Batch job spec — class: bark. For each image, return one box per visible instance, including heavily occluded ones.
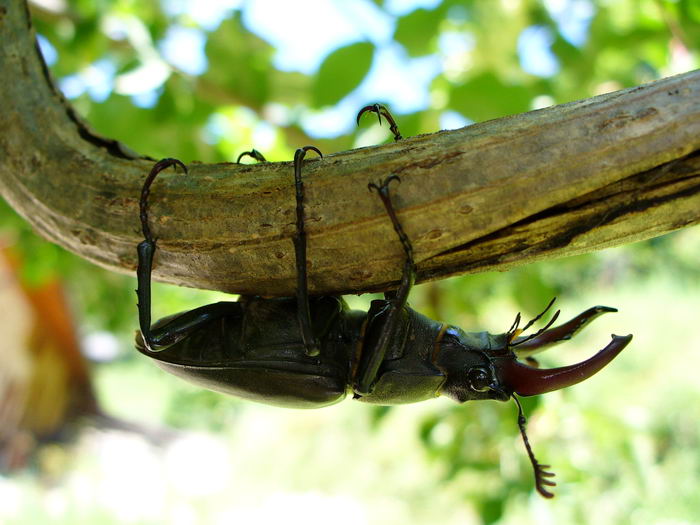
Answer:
[1,1,699,296]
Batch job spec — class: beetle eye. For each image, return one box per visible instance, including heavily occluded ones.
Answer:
[467,367,492,393]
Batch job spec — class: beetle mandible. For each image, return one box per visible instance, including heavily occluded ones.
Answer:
[135,105,632,498]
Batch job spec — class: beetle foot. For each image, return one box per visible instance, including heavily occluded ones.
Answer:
[140,158,188,242]
[295,145,323,164]
[368,174,401,194]
[357,103,403,141]
[237,149,267,164]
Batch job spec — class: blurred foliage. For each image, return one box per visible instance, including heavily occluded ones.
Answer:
[2,0,700,523]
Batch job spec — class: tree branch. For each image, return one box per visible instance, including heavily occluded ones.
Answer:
[1,1,699,296]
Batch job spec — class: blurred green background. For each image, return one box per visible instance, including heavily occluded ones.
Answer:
[1,0,699,523]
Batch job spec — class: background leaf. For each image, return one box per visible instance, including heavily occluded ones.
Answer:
[312,42,374,107]
[394,7,445,56]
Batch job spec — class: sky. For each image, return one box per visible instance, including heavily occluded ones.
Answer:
[37,0,593,137]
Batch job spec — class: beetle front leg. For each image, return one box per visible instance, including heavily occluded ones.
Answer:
[137,159,239,352]
[354,175,416,395]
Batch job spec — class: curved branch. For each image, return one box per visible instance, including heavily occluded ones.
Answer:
[1,2,699,296]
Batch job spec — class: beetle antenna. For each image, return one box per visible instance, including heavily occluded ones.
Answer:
[512,395,556,498]
[139,158,188,242]
[509,298,561,347]
[237,149,267,164]
[521,297,556,334]
[506,312,522,342]
[511,310,561,347]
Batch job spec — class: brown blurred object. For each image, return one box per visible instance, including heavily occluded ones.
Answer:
[0,243,101,471]
[0,241,178,476]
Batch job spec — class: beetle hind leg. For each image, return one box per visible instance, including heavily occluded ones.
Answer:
[137,159,187,351]
[136,159,238,353]
[292,146,323,357]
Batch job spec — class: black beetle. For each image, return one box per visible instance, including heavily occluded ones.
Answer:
[135,106,632,497]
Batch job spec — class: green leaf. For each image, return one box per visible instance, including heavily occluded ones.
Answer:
[269,70,312,106]
[203,14,272,109]
[449,71,533,122]
[394,7,444,56]
[86,79,216,162]
[312,42,374,107]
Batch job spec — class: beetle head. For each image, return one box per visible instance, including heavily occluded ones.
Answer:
[435,303,632,498]
[435,328,513,403]
[437,303,632,403]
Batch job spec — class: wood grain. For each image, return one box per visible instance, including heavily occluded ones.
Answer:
[1,1,699,295]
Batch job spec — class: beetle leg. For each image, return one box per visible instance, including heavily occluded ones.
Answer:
[356,103,403,141]
[293,146,323,357]
[354,176,416,395]
[511,306,619,357]
[525,357,540,367]
[236,149,267,164]
[513,395,556,498]
[137,159,238,352]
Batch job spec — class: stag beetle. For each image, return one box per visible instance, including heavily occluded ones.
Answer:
[135,105,632,498]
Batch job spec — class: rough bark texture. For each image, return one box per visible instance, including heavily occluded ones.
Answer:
[1,1,699,296]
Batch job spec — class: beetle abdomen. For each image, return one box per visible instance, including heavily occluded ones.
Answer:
[137,296,356,408]
[152,360,347,409]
